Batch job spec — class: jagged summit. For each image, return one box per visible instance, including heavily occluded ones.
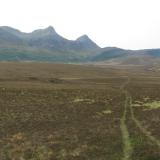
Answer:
[0,26,23,36]
[35,26,56,33]
[31,26,58,37]
[76,35,91,42]
[76,34,100,50]
[46,26,56,32]
[1,26,20,32]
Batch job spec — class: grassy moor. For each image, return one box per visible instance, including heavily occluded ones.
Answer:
[0,62,159,160]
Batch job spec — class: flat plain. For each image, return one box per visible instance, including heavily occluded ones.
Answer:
[0,62,159,160]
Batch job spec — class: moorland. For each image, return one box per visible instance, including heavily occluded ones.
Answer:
[0,62,159,160]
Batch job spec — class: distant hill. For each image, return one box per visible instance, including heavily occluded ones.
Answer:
[1,26,160,65]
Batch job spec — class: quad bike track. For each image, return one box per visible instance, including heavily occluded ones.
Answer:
[120,77,160,160]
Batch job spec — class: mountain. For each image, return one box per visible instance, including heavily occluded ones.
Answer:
[0,26,100,62]
[1,26,160,65]
[0,27,23,45]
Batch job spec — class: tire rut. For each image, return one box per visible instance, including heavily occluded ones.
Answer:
[128,94,160,148]
[120,79,133,160]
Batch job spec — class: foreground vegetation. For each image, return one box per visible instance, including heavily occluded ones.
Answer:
[0,62,159,160]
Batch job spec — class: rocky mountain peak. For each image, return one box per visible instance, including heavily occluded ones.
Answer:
[76,35,91,42]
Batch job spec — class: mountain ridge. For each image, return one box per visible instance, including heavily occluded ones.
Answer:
[0,26,160,65]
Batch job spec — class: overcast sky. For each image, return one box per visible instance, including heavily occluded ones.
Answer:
[0,0,160,49]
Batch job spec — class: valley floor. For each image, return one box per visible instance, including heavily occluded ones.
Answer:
[0,62,159,160]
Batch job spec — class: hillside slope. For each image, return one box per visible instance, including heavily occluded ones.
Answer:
[1,26,160,64]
